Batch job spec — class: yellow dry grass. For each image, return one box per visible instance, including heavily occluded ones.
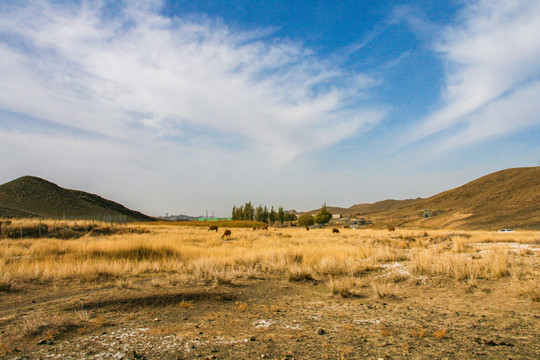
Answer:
[0,224,538,300]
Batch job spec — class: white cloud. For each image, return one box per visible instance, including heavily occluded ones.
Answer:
[0,0,383,164]
[414,0,540,143]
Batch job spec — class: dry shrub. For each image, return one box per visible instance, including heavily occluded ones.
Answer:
[328,277,364,298]
[434,329,447,339]
[371,281,396,299]
[179,299,193,308]
[287,265,314,282]
[213,271,233,286]
[0,274,15,292]
[0,342,9,357]
[514,280,540,302]
[317,257,347,276]
[237,302,249,310]
[21,314,85,337]
[22,316,48,337]
[452,236,472,253]
[75,310,90,322]
[411,325,427,338]
[410,248,509,280]
[115,277,133,289]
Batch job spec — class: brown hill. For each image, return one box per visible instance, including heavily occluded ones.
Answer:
[369,167,540,230]
[304,198,421,216]
[0,176,154,222]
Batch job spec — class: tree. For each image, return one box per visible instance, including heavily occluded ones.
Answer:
[255,205,264,222]
[269,206,276,224]
[284,212,297,222]
[277,206,284,224]
[297,214,314,227]
[314,203,332,225]
[261,206,269,224]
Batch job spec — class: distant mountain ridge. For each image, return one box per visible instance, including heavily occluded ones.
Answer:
[0,176,154,221]
[304,198,422,216]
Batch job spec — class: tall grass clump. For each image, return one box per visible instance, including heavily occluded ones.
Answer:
[410,248,510,280]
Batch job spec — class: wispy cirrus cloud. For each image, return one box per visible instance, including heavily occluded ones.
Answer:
[413,0,540,147]
[0,0,383,163]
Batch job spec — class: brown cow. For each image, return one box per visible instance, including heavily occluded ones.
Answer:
[305,226,310,231]
[208,225,218,232]
[221,229,231,239]
[261,225,268,231]
[388,227,395,232]
[332,228,340,234]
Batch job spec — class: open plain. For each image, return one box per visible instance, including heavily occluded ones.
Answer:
[0,221,539,359]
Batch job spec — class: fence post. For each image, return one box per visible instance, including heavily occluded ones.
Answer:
[20,222,23,240]
[39,219,41,237]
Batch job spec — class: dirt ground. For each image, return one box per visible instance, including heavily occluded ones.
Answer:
[1,272,539,360]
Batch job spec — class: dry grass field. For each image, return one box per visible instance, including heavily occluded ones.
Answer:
[0,221,539,359]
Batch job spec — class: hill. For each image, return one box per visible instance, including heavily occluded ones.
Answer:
[368,167,540,230]
[304,198,421,216]
[0,176,154,222]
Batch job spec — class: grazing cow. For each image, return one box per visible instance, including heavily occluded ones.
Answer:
[221,229,231,239]
[261,225,268,231]
[332,228,340,234]
[388,227,395,232]
[208,225,218,232]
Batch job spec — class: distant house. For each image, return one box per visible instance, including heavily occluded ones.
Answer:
[332,213,342,219]
[423,209,433,218]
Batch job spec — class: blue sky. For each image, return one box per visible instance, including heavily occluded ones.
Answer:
[1,0,539,216]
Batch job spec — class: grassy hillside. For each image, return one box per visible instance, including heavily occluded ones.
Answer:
[369,167,540,230]
[0,176,154,222]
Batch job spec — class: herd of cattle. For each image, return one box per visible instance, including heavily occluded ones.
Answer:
[206,225,398,239]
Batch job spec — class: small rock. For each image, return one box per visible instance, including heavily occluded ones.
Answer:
[37,339,47,345]
[250,336,256,341]
[317,328,326,335]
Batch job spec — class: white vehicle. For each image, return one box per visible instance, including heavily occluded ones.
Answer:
[497,228,514,233]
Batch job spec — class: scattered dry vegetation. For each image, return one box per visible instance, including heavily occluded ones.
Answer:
[1,222,539,293]
[0,221,538,358]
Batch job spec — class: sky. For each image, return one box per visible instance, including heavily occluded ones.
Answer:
[1,0,539,217]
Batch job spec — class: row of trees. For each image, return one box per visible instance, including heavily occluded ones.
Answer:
[232,202,297,224]
[297,204,332,227]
